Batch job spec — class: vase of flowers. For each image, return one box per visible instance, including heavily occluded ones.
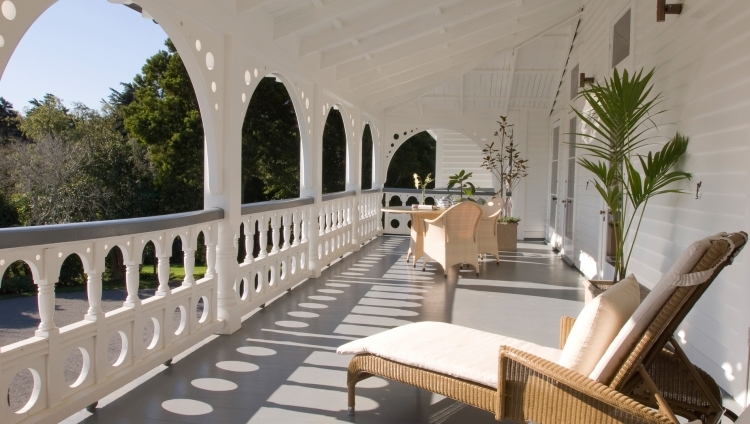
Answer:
[413,173,434,205]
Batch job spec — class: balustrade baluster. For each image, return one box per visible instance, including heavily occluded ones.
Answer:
[244,219,254,263]
[301,209,309,243]
[206,237,217,278]
[85,272,103,320]
[292,212,301,246]
[325,205,332,233]
[271,215,281,254]
[282,213,291,250]
[183,247,196,286]
[258,216,268,259]
[124,262,141,306]
[35,281,56,334]
[156,255,171,294]
[318,208,325,236]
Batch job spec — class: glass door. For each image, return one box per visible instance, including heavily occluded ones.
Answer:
[547,126,560,249]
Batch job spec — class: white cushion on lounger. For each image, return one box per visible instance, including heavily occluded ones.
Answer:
[337,321,561,388]
[588,235,715,383]
[558,274,640,376]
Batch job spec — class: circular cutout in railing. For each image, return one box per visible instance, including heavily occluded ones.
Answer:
[8,368,40,414]
[406,196,419,206]
[108,331,129,367]
[143,317,160,350]
[390,219,400,229]
[240,278,249,300]
[254,272,262,293]
[407,220,412,229]
[300,252,306,270]
[291,256,297,275]
[280,260,287,280]
[63,347,90,388]
[197,297,208,323]
[268,266,275,286]
[174,306,186,335]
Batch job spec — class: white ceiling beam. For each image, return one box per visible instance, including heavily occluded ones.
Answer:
[300,0,453,56]
[352,5,581,99]
[320,0,512,69]
[337,0,579,82]
[418,97,424,116]
[236,0,277,14]
[310,0,324,7]
[273,0,373,39]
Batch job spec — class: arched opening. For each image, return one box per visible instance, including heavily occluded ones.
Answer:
[361,124,373,190]
[0,260,34,296]
[241,75,301,203]
[58,253,85,288]
[104,246,126,289]
[385,131,436,188]
[0,0,206,227]
[322,107,346,193]
[140,240,158,288]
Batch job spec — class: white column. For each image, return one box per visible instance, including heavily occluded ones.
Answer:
[183,247,196,286]
[244,219,254,263]
[282,213,291,250]
[215,222,240,333]
[292,212,301,247]
[36,281,56,334]
[258,217,268,259]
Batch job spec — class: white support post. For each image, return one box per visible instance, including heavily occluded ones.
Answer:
[124,262,141,307]
[292,212,301,246]
[156,255,171,294]
[183,246,196,286]
[215,222,240,334]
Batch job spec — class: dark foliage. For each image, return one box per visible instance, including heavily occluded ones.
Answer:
[361,124,373,190]
[385,131,436,188]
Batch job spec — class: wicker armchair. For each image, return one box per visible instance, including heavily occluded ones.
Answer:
[477,199,505,263]
[344,231,747,423]
[421,201,483,277]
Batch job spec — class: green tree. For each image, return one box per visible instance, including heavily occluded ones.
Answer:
[241,77,300,203]
[385,131,436,188]
[122,39,204,214]
[19,94,74,142]
[322,109,346,193]
[0,97,23,145]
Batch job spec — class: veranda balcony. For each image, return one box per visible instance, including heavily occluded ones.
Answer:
[1,0,749,423]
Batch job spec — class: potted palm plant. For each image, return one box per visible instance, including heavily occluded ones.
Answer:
[571,68,692,288]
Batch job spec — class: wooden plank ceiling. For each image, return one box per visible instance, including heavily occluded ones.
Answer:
[245,0,582,113]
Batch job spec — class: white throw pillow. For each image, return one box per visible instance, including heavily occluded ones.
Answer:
[588,235,715,383]
[558,274,640,376]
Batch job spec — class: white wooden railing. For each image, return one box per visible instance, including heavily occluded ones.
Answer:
[0,190,381,424]
[382,188,495,235]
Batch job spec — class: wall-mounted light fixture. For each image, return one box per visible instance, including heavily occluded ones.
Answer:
[657,0,682,22]
[579,73,594,88]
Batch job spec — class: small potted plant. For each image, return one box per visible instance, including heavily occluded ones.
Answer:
[497,216,520,252]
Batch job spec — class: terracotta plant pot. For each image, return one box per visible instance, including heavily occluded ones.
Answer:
[496,222,518,252]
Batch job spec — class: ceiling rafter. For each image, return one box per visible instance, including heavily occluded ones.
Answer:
[273,0,375,39]
[299,0,453,57]
[337,0,578,83]
[501,49,517,115]
[353,5,581,99]
[319,0,512,69]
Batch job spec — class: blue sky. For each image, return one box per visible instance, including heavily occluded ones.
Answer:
[0,0,168,113]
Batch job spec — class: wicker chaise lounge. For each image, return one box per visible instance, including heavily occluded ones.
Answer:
[339,232,746,423]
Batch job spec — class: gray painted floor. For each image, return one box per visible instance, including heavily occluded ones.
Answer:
[64,236,586,424]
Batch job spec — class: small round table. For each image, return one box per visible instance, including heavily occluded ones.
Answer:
[381,206,443,267]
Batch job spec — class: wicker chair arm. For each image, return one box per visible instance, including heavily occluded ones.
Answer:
[496,346,673,424]
[559,316,576,349]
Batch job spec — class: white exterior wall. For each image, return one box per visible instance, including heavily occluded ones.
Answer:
[566,0,750,402]
[434,129,494,190]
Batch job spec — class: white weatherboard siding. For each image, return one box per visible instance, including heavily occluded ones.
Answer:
[435,130,494,191]
[569,0,750,402]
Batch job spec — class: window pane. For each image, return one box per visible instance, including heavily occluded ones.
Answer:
[612,9,631,68]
